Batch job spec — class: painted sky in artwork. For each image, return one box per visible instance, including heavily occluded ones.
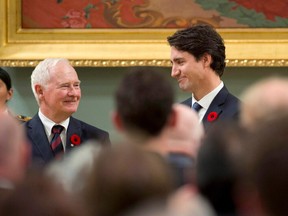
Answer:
[22,0,288,28]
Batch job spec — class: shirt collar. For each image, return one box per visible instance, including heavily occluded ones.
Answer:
[192,81,224,110]
[38,110,70,136]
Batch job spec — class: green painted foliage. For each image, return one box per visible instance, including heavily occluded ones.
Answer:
[194,0,288,27]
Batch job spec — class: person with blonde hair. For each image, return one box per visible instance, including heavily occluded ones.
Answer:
[240,76,288,129]
[165,104,204,159]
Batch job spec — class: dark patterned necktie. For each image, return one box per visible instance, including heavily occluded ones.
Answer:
[192,102,202,112]
[50,125,64,157]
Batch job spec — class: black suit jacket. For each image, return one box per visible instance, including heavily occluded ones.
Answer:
[24,114,110,166]
[182,86,240,131]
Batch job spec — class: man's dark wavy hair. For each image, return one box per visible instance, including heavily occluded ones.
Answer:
[167,24,226,77]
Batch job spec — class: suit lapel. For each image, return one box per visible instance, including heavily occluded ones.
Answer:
[28,115,54,161]
[66,117,82,152]
[202,86,229,127]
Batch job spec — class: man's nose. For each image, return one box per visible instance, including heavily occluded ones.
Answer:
[171,65,180,78]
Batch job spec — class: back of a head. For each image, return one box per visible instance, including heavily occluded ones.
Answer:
[166,104,204,158]
[46,141,102,194]
[196,121,247,215]
[242,114,288,216]
[167,24,226,76]
[115,67,175,137]
[240,76,288,129]
[0,114,30,183]
[0,171,86,216]
[84,143,175,216]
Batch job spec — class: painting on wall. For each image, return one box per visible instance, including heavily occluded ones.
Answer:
[22,0,288,29]
[1,0,288,67]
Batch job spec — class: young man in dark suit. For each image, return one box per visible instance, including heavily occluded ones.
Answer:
[167,24,240,131]
[24,58,110,166]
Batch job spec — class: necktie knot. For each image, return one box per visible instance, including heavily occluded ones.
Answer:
[52,125,64,135]
[192,102,202,112]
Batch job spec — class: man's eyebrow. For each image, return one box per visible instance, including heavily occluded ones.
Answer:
[172,57,184,61]
[58,81,80,86]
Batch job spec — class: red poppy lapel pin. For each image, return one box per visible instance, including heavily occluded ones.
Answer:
[207,111,218,122]
[70,134,81,147]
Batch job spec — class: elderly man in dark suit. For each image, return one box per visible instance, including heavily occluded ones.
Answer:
[24,58,110,166]
[167,24,240,131]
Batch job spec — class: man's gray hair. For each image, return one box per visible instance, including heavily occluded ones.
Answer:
[31,58,70,104]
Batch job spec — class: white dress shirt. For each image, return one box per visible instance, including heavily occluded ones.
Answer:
[192,81,224,122]
[38,110,70,151]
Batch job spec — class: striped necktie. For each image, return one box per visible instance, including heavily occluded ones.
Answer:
[50,125,64,157]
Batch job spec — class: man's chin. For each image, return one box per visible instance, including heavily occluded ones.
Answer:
[179,84,189,92]
[64,107,78,114]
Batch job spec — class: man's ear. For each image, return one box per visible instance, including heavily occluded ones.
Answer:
[35,85,43,96]
[202,53,212,68]
[167,107,177,128]
[6,88,13,102]
[111,111,124,131]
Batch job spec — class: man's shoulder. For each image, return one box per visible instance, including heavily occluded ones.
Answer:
[226,90,241,106]
[70,117,109,135]
[70,117,111,145]
[218,88,241,118]
[180,97,192,107]
[219,85,241,104]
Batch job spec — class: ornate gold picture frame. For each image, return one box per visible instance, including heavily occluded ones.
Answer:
[1,0,288,67]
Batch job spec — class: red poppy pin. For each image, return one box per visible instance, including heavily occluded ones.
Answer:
[70,134,81,146]
[207,112,218,122]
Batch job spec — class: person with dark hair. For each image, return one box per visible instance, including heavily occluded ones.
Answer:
[112,67,216,215]
[167,24,240,131]
[237,114,288,216]
[83,143,175,216]
[112,67,175,155]
[24,58,110,166]
[0,171,88,216]
[113,67,202,189]
[196,121,247,216]
[0,68,13,108]
[0,68,30,122]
